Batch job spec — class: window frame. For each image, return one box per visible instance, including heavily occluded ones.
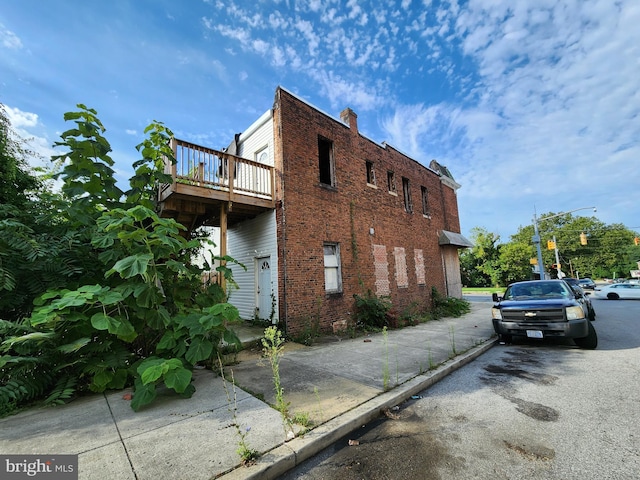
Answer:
[323,242,343,294]
[402,177,412,213]
[421,186,430,217]
[255,146,269,164]
[318,136,335,187]
[387,170,396,195]
[366,160,376,186]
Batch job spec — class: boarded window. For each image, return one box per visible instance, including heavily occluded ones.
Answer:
[394,247,409,288]
[373,244,390,296]
[414,249,426,285]
[323,243,342,293]
[318,136,334,186]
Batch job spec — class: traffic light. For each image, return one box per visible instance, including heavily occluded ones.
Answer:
[635,237,639,246]
[547,240,556,250]
[580,232,588,245]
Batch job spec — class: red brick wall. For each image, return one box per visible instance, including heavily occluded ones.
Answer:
[273,88,462,335]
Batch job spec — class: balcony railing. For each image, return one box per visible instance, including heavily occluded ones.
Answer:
[160,138,275,206]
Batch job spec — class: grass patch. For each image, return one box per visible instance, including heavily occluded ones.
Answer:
[462,287,504,294]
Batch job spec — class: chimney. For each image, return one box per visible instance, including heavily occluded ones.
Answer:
[340,108,358,135]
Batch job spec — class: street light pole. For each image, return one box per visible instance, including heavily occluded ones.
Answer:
[532,206,597,280]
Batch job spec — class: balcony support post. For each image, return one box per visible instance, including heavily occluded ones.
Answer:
[219,202,228,292]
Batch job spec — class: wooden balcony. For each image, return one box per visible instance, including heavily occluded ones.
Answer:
[159,138,276,230]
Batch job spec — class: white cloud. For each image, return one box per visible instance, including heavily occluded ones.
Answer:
[252,39,270,55]
[307,0,323,13]
[346,0,363,20]
[0,24,22,49]
[5,106,37,128]
[272,45,286,67]
[214,24,251,47]
[295,19,320,57]
[312,71,384,112]
[268,12,289,29]
[4,106,57,173]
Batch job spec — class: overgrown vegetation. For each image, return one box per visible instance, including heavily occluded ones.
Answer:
[353,290,392,330]
[218,355,258,465]
[0,104,241,415]
[262,326,295,439]
[430,286,471,319]
[351,287,470,335]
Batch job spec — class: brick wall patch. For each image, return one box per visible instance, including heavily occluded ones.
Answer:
[414,249,425,285]
[393,247,408,288]
[373,244,390,296]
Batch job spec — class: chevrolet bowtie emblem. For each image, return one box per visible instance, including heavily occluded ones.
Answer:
[524,312,537,317]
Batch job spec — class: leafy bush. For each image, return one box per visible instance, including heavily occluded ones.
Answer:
[353,290,392,330]
[1,105,241,414]
[430,287,471,319]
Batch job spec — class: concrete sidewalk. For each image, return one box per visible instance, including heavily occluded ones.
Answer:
[0,301,495,480]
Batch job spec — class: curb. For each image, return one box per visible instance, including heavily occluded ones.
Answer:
[219,337,497,480]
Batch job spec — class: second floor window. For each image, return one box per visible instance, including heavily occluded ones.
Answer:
[402,177,412,213]
[387,171,396,194]
[366,161,376,185]
[318,136,335,186]
[421,186,430,216]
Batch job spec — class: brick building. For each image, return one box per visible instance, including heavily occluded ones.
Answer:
[160,86,472,335]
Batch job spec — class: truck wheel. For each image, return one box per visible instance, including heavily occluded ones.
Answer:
[588,306,596,321]
[499,334,512,344]
[574,322,597,349]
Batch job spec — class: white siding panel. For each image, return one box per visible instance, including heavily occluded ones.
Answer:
[237,111,274,166]
[227,210,278,321]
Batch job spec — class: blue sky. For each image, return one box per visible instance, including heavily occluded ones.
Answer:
[1,0,639,241]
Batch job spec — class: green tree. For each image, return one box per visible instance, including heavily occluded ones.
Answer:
[460,227,502,287]
[496,213,638,280]
[0,104,40,206]
[0,105,84,320]
[497,242,534,284]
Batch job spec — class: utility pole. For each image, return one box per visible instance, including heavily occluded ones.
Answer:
[532,206,597,282]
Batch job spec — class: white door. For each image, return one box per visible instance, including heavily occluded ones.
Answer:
[256,257,272,321]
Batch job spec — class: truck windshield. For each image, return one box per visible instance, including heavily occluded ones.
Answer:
[504,282,571,300]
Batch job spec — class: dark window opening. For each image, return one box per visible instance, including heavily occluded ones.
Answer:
[318,136,334,186]
[421,186,429,215]
[402,177,412,213]
[366,161,376,185]
[387,171,396,193]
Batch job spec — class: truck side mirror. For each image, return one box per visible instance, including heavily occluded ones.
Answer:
[492,293,500,302]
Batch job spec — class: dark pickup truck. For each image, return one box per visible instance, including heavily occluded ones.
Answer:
[491,279,597,349]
